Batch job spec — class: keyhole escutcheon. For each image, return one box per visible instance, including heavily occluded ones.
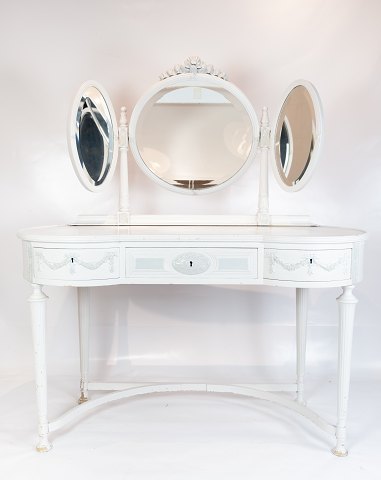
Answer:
[189,261,193,267]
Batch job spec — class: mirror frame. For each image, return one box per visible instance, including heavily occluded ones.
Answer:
[128,73,260,195]
[270,80,323,192]
[67,80,119,192]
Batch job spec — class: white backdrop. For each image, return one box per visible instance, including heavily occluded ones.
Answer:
[0,0,380,383]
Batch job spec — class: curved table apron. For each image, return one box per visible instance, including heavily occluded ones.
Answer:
[19,224,366,456]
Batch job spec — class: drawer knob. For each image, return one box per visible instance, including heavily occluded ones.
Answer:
[172,252,211,275]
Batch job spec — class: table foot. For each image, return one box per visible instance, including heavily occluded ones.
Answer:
[36,437,52,453]
[78,393,88,404]
[331,446,348,457]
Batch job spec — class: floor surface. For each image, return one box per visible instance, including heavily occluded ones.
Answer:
[0,375,380,480]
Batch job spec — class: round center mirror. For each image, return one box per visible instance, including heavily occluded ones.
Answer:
[272,81,323,191]
[129,75,259,194]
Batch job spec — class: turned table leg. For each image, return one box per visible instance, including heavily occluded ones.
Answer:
[332,285,357,457]
[78,287,90,404]
[29,284,52,452]
[296,288,308,405]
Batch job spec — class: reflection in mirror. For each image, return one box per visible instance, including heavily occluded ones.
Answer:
[75,86,115,187]
[275,85,317,187]
[135,86,253,191]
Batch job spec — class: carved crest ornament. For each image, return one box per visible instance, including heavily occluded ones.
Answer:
[159,56,228,81]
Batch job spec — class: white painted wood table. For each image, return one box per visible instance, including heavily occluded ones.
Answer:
[19,224,366,456]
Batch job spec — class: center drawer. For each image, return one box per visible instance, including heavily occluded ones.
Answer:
[126,248,258,279]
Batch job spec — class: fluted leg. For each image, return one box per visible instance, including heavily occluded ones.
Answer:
[332,285,357,457]
[296,288,308,405]
[29,284,52,452]
[78,287,90,404]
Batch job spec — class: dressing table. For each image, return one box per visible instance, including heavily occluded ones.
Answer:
[19,57,366,456]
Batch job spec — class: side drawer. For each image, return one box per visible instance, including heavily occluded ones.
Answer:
[264,248,352,282]
[126,248,258,279]
[33,247,120,281]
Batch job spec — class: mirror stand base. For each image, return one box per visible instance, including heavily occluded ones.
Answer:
[70,214,315,227]
[118,211,130,225]
[269,214,315,226]
[256,212,270,225]
[70,214,121,226]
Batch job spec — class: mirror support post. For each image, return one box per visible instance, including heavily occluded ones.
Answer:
[257,107,270,225]
[118,107,130,224]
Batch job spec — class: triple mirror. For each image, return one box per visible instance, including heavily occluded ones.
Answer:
[68,57,323,224]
